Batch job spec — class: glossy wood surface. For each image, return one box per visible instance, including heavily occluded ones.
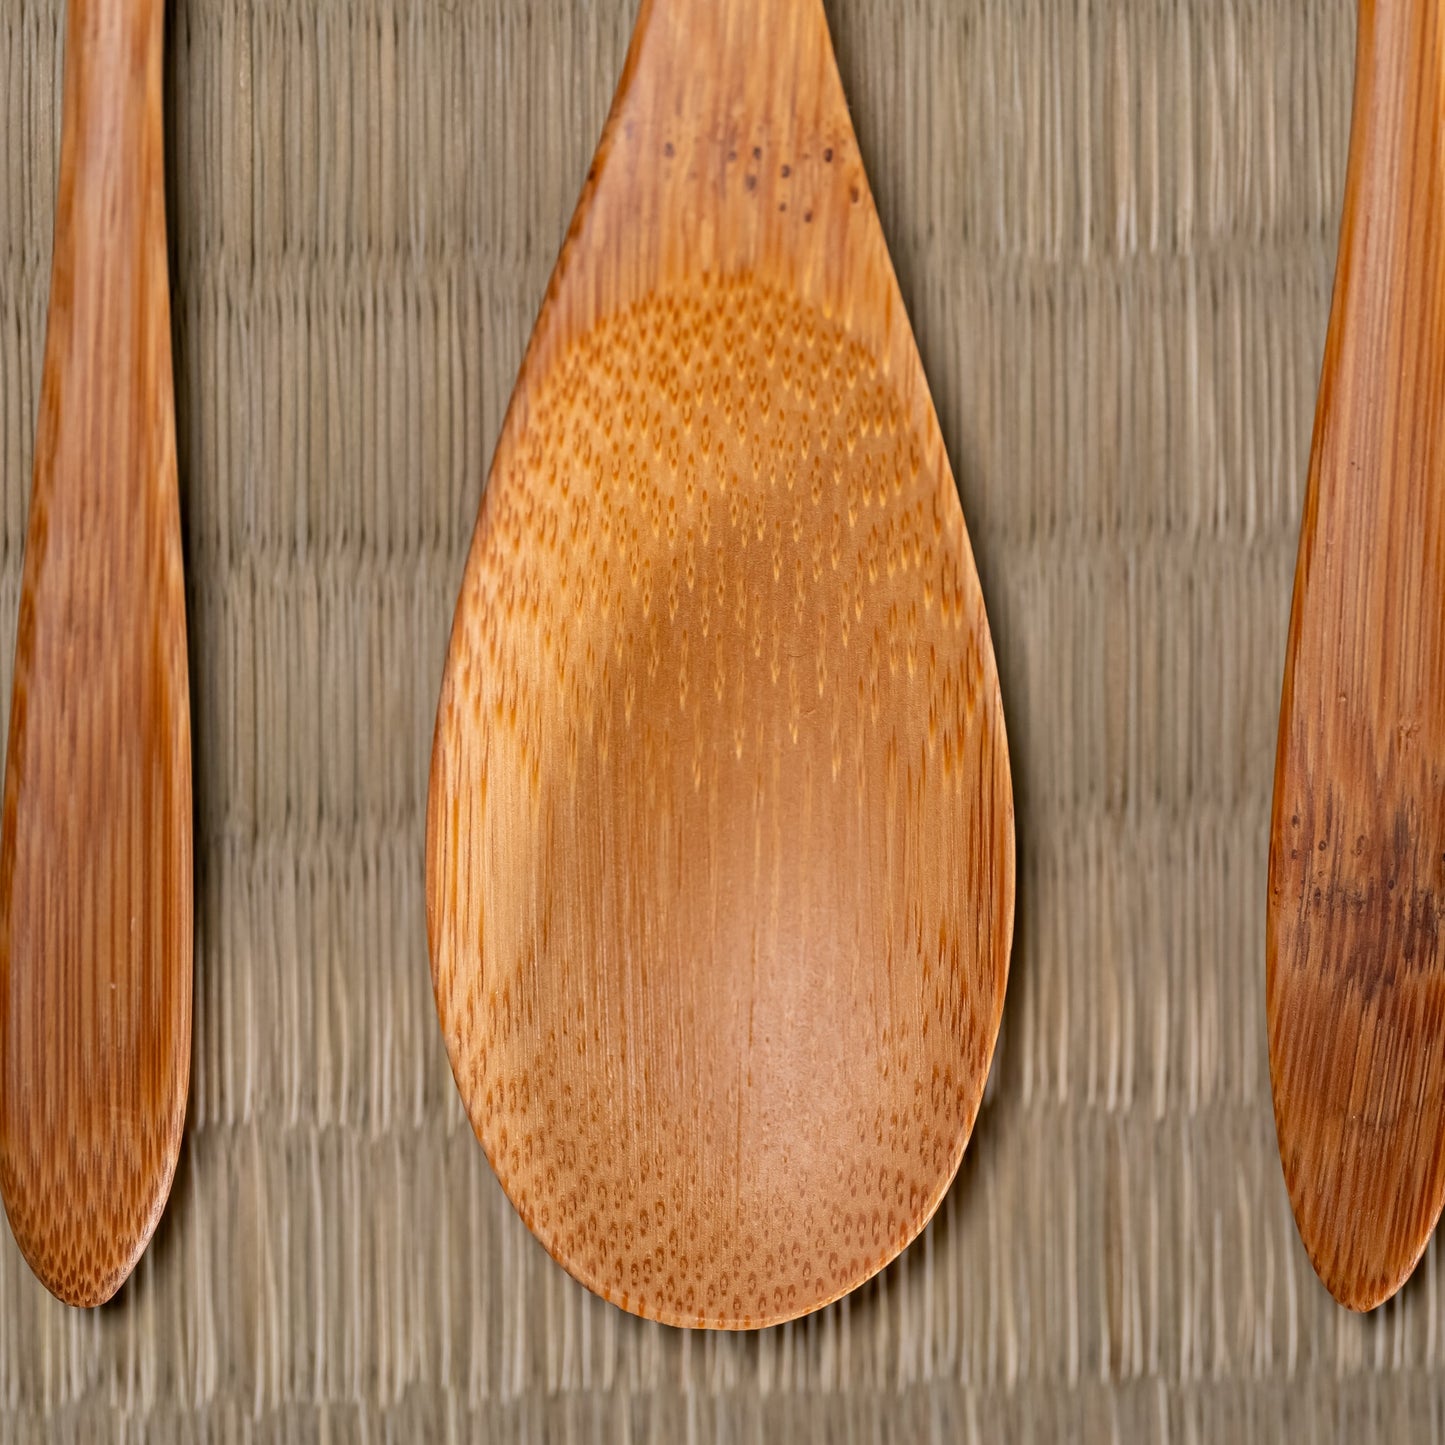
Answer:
[427,0,1014,1328]
[0,0,192,1307]
[1268,0,1445,1311]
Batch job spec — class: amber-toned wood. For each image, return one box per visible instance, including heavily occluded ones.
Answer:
[0,0,191,1307]
[1268,0,1445,1312]
[427,0,1014,1328]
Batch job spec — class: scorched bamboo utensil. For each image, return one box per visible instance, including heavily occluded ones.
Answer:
[1268,0,1445,1311]
[427,0,1014,1328]
[0,0,191,1307]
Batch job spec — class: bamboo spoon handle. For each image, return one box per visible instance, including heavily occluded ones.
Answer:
[0,0,191,1307]
[527,0,885,325]
[1268,0,1445,1310]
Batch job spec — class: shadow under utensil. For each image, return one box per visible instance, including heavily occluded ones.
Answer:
[99,1137,199,1317]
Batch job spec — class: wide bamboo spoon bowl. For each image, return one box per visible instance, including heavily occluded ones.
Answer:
[428,0,1013,1328]
[1268,0,1445,1311]
[0,0,191,1307]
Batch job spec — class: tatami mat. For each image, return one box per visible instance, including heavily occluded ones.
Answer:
[5,1,1440,1440]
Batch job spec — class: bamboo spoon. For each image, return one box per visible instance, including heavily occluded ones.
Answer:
[428,0,1013,1328]
[1268,0,1445,1311]
[0,0,191,1306]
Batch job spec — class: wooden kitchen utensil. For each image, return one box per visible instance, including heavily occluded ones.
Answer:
[428,0,1013,1327]
[1268,0,1445,1311]
[0,0,192,1307]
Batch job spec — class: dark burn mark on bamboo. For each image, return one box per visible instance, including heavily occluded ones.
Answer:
[1281,793,1444,1001]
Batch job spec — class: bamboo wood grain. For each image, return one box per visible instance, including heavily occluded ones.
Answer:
[1267,0,1445,1312]
[0,0,191,1307]
[427,0,1014,1328]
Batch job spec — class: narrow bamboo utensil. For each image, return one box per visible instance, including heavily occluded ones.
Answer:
[428,0,1014,1328]
[0,0,191,1307]
[1268,0,1445,1311]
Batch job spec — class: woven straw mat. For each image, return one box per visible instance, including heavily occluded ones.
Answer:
[2,1,1431,1441]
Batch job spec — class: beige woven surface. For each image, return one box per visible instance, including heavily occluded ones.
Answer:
[2,0,1438,1439]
